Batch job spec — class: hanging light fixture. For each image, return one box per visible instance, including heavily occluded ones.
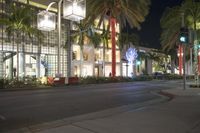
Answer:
[37,10,56,31]
[63,0,86,21]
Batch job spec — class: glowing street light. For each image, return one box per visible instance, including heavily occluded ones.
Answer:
[37,0,86,77]
[63,0,86,21]
[37,10,56,31]
[136,60,141,65]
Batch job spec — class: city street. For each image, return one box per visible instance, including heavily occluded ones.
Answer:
[0,80,181,132]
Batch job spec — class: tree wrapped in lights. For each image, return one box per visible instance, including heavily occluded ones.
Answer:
[126,48,138,76]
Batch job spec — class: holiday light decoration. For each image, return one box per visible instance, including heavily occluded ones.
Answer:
[126,48,138,64]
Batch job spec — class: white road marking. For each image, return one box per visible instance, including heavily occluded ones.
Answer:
[0,115,6,120]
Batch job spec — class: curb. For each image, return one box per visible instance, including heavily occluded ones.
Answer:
[158,91,176,100]
[0,86,52,92]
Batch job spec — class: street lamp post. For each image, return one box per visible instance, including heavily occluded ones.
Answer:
[37,0,86,77]
[181,12,186,90]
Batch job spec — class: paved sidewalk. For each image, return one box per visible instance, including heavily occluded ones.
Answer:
[6,86,200,133]
[163,87,200,96]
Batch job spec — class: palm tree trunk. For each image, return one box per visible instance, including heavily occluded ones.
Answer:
[9,56,13,79]
[171,57,175,74]
[193,20,199,85]
[80,49,83,77]
[103,42,105,77]
[16,34,19,81]
[36,44,41,78]
[110,18,116,77]
[0,51,3,79]
[20,33,25,80]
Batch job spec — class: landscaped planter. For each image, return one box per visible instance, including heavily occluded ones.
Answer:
[189,84,200,88]
[68,77,79,84]
[54,77,66,85]
[0,79,4,89]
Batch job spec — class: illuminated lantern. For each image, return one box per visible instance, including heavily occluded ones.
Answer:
[37,10,56,31]
[63,0,86,21]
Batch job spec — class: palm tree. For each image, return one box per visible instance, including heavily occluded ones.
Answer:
[118,32,140,50]
[86,0,151,77]
[117,31,140,76]
[182,0,200,84]
[0,2,43,80]
[160,0,200,82]
[72,21,101,49]
[160,6,183,74]
[160,6,182,52]
[71,21,101,77]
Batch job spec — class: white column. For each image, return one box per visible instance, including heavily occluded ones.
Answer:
[8,56,13,79]
[147,59,152,75]
[19,53,25,79]
[36,44,41,78]
[36,54,41,78]
[0,52,3,79]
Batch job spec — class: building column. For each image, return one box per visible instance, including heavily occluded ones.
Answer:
[36,45,41,78]
[8,56,13,79]
[19,52,25,79]
[0,52,3,79]
[66,20,72,78]
[147,59,152,75]
[36,54,41,78]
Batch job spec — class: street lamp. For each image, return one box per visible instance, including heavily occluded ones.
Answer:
[37,10,56,31]
[37,0,86,77]
[63,0,86,21]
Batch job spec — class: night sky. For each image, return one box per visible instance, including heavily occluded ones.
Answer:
[133,0,183,49]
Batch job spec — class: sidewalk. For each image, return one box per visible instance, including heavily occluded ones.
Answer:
[6,86,199,133]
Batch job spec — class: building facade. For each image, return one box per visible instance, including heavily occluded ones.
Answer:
[0,0,168,80]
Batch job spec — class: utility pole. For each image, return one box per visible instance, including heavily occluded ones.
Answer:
[181,13,187,90]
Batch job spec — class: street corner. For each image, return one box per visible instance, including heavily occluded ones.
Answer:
[161,88,200,97]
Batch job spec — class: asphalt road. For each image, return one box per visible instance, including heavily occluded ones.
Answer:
[0,80,182,132]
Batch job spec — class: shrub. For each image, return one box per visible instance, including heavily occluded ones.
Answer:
[0,79,4,89]
[163,74,182,80]
[79,76,153,84]
[133,75,153,81]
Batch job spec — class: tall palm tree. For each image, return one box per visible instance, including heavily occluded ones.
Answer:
[160,0,200,82]
[100,20,111,77]
[160,6,182,52]
[118,32,140,50]
[0,2,43,80]
[72,21,101,49]
[86,0,151,77]
[71,21,101,77]
[160,6,183,74]
[182,0,200,84]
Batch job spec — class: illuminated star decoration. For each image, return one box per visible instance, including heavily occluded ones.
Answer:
[126,48,138,64]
